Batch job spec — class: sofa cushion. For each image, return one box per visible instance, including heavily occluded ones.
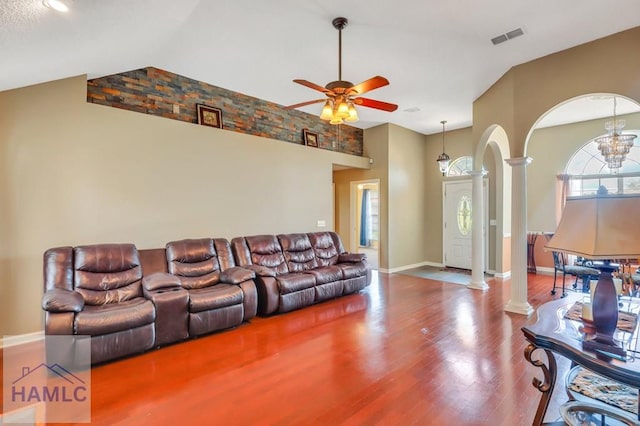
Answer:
[220,266,255,284]
[188,284,243,313]
[245,235,289,276]
[74,298,155,335]
[73,244,143,305]
[343,276,368,294]
[42,289,85,313]
[315,281,344,302]
[304,265,343,285]
[308,232,340,267]
[278,233,318,272]
[338,253,366,263]
[276,273,316,295]
[44,247,74,292]
[243,264,277,277]
[279,288,315,313]
[337,262,368,279]
[142,272,181,291]
[166,239,221,289]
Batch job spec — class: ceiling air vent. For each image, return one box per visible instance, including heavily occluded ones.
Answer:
[491,34,508,45]
[506,28,524,39]
[491,27,524,45]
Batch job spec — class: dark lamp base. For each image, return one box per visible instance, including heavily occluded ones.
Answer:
[583,337,626,358]
[586,263,625,358]
[579,318,595,336]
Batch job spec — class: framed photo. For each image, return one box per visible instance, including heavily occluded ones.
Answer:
[303,129,319,147]
[196,104,223,128]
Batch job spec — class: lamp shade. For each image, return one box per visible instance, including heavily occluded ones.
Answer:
[546,194,640,358]
[545,194,640,260]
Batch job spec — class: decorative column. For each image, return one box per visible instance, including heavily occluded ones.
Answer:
[504,157,534,316]
[469,170,488,290]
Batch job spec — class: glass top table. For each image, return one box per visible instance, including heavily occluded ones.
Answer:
[521,294,640,425]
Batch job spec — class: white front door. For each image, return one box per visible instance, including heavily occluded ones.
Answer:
[443,181,473,269]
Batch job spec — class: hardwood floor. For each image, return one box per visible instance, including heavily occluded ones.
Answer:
[2,272,571,425]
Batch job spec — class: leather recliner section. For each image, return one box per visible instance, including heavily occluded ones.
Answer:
[232,232,370,315]
[165,238,257,336]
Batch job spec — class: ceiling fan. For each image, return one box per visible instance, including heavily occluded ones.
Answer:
[286,17,398,125]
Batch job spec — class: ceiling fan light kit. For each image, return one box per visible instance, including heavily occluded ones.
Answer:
[287,17,398,125]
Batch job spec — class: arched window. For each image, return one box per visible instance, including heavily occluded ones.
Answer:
[565,130,640,195]
[446,156,486,177]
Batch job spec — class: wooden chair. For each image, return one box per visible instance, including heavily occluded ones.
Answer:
[551,251,600,297]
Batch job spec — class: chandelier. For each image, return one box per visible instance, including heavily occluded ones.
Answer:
[594,97,637,172]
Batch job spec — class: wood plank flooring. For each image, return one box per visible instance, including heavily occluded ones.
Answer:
[2,272,572,425]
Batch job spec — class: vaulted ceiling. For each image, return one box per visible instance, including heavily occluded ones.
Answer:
[2,0,639,134]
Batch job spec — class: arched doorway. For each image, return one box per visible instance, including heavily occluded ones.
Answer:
[524,93,640,288]
[473,125,511,281]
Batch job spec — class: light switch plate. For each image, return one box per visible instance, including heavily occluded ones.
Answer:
[317,220,326,227]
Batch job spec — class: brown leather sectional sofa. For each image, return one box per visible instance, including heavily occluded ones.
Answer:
[41,232,369,364]
[232,232,371,315]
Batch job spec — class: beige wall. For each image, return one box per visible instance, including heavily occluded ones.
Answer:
[473,72,515,151]
[423,127,474,264]
[472,26,640,277]
[515,28,640,152]
[387,124,426,269]
[0,75,370,335]
[474,27,640,159]
[335,123,429,271]
[334,124,390,269]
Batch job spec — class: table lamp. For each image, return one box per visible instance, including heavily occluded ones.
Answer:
[545,194,640,358]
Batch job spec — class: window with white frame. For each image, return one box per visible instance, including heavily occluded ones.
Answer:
[446,156,486,177]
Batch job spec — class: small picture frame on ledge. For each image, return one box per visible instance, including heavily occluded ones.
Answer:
[197,104,223,128]
[303,129,319,147]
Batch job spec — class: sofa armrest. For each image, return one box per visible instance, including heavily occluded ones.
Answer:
[242,264,276,277]
[220,267,256,284]
[42,289,84,313]
[338,253,366,263]
[142,272,182,291]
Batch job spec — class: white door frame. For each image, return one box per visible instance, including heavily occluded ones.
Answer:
[349,179,381,253]
[442,178,489,270]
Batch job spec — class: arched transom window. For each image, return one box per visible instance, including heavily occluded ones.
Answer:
[446,156,486,177]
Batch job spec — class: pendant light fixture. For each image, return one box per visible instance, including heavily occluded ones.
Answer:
[436,120,450,175]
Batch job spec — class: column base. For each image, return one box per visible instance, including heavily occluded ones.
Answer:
[468,280,489,291]
[504,300,534,316]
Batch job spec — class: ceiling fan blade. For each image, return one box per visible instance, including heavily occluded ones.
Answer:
[348,76,389,95]
[354,97,398,112]
[285,99,326,109]
[293,79,331,94]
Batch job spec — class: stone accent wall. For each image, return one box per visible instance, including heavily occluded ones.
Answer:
[87,67,363,155]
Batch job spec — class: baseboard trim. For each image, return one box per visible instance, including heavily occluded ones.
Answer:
[0,331,45,349]
[494,271,511,279]
[536,267,554,275]
[380,261,441,274]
